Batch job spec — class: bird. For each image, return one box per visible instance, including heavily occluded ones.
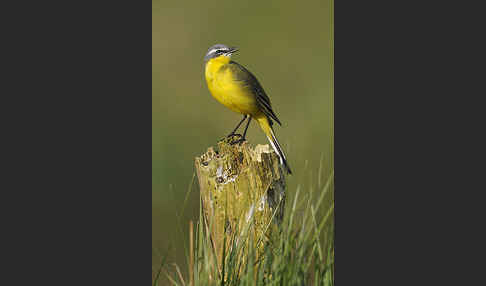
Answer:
[204,44,292,174]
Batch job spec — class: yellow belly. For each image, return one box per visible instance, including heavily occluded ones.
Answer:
[205,57,259,116]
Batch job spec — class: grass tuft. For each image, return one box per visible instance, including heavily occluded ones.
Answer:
[156,169,334,286]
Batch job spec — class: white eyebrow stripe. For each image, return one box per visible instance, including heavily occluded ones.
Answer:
[208,47,227,55]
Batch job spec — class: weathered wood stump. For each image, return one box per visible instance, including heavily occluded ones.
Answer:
[194,137,287,269]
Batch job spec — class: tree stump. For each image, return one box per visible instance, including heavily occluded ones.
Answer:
[194,137,287,269]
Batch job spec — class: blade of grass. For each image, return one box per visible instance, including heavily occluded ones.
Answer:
[189,220,194,286]
[318,153,324,189]
[288,185,300,232]
[153,250,168,286]
[173,263,186,286]
[163,267,180,286]
[256,195,284,247]
[169,184,190,269]
[180,173,196,217]
[311,206,323,262]
[314,169,334,213]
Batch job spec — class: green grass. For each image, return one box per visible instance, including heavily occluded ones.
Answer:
[154,169,334,286]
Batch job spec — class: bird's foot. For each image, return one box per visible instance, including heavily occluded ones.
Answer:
[229,137,246,145]
[227,133,243,138]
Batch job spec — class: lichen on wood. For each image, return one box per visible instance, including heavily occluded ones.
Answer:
[194,137,287,268]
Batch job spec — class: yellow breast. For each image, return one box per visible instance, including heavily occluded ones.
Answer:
[205,56,259,115]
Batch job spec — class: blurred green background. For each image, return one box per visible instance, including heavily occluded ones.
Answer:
[153,0,333,275]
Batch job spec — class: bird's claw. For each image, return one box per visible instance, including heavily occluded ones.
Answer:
[229,137,246,145]
[227,133,243,138]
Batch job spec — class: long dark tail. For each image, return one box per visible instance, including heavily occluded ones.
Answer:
[257,116,292,175]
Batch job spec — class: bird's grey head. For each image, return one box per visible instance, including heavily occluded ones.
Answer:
[204,44,238,62]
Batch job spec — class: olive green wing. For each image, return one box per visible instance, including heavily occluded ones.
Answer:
[229,60,282,126]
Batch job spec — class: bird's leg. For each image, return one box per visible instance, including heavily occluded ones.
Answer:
[241,116,251,139]
[230,117,252,145]
[227,115,248,138]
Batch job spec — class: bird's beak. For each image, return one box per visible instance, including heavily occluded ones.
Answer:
[228,47,239,54]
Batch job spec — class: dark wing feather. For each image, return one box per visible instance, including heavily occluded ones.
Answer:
[229,61,282,126]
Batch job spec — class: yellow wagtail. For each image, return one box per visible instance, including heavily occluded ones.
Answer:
[204,44,292,174]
